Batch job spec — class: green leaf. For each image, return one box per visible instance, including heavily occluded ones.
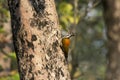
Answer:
[58,2,73,15]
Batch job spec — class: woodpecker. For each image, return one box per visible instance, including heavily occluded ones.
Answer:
[61,34,74,60]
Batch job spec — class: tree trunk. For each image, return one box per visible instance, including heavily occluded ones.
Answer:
[102,0,120,80]
[8,0,70,80]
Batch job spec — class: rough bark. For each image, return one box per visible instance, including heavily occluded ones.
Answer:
[102,0,120,80]
[8,0,70,80]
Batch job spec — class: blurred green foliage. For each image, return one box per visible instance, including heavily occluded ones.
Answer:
[0,52,18,80]
[8,52,18,70]
[0,0,9,28]
[0,73,19,80]
[57,1,79,30]
[0,27,4,33]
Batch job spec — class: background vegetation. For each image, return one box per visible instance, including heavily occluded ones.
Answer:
[0,0,106,80]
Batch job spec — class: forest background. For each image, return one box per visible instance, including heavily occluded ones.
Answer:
[0,0,106,80]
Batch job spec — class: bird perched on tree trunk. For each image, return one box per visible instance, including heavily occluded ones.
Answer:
[60,33,74,61]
